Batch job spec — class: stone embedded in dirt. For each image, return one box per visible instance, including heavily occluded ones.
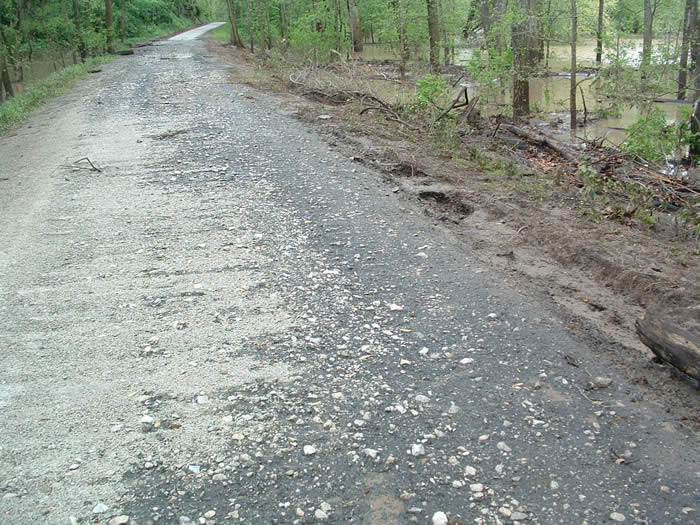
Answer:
[320,502,331,512]
[497,441,512,453]
[92,503,108,514]
[610,512,626,522]
[363,448,378,459]
[303,445,317,456]
[411,444,426,456]
[510,511,528,520]
[196,395,209,404]
[314,509,329,520]
[469,483,484,492]
[465,466,477,477]
[388,303,404,311]
[432,511,448,525]
[317,115,332,120]
[591,376,613,388]
[203,510,216,519]
[414,394,430,404]
[108,516,130,525]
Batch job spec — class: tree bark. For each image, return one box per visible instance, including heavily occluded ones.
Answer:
[0,44,14,101]
[595,0,604,64]
[480,0,492,39]
[691,7,700,161]
[512,0,531,117]
[678,0,696,100]
[73,0,87,62]
[636,315,700,382]
[392,0,410,78]
[426,0,440,72]
[226,0,245,48]
[570,0,577,134]
[106,0,114,53]
[642,0,653,71]
[348,0,362,52]
[120,0,127,42]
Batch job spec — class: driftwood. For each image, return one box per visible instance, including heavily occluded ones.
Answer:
[113,49,134,56]
[500,124,580,164]
[635,314,700,382]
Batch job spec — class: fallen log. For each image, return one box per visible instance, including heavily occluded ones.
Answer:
[635,314,700,382]
[500,124,580,164]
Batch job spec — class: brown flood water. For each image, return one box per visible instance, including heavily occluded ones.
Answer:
[3,49,74,97]
[361,38,691,147]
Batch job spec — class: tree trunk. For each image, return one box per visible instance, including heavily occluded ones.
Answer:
[392,0,410,78]
[120,0,127,42]
[0,46,14,101]
[595,0,604,64]
[279,0,288,39]
[426,0,440,72]
[226,0,245,48]
[106,0,114,53]
[73,0,87,61]
[636,315,700,382]
[690,9,700,161]
[480,0,492,38]
[512,0,530,117]
[642,0,653,71]
[348,0,362,52]
[678,0,696,100]
[570,0,577,134]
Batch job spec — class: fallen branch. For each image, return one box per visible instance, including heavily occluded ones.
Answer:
[500,124,580,164]
[636,314,700,382]
[69,157,102,172]
[360,106,418,131]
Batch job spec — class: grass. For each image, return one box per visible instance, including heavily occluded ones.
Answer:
[0,56,112,132]
[0,20,197,133]
[210,22,231,41]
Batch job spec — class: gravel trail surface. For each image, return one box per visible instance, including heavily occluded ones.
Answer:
[0,27,698,525]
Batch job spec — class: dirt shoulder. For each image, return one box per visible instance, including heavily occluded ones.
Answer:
[207,40,699,428]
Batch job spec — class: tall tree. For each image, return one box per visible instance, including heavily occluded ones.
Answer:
[73,0,87,62]
[105,0,114,53]
[570,0,577,134]
[426,0,440,71]
[348,0,362,52]
[391,0,410,78]
[690,5,700,161]
[512,0,531,116]
[678,0,696,99]
[226,0,244,47]
[120,0,127,42]
[595,0,604,64]
[0,31,13,100]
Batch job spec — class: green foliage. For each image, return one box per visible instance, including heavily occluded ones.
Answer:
[620,107,676,162]
[415,73,448,107]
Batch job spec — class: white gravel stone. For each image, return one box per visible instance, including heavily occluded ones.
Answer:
[303,445,317,456]
[363,448,378,459]
[432,511,448,525]
[314,509,328,520]
[610,512,626,522]
[410,444,426,456]
[108,516,129,525]
[469,483,484,492]
[414,394,430,404]
[92,503,108,514]
[497,441,512,452]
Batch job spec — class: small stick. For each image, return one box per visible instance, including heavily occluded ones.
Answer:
[72,157,102,172]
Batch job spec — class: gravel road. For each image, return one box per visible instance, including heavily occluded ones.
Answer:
[0,26,698,525]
